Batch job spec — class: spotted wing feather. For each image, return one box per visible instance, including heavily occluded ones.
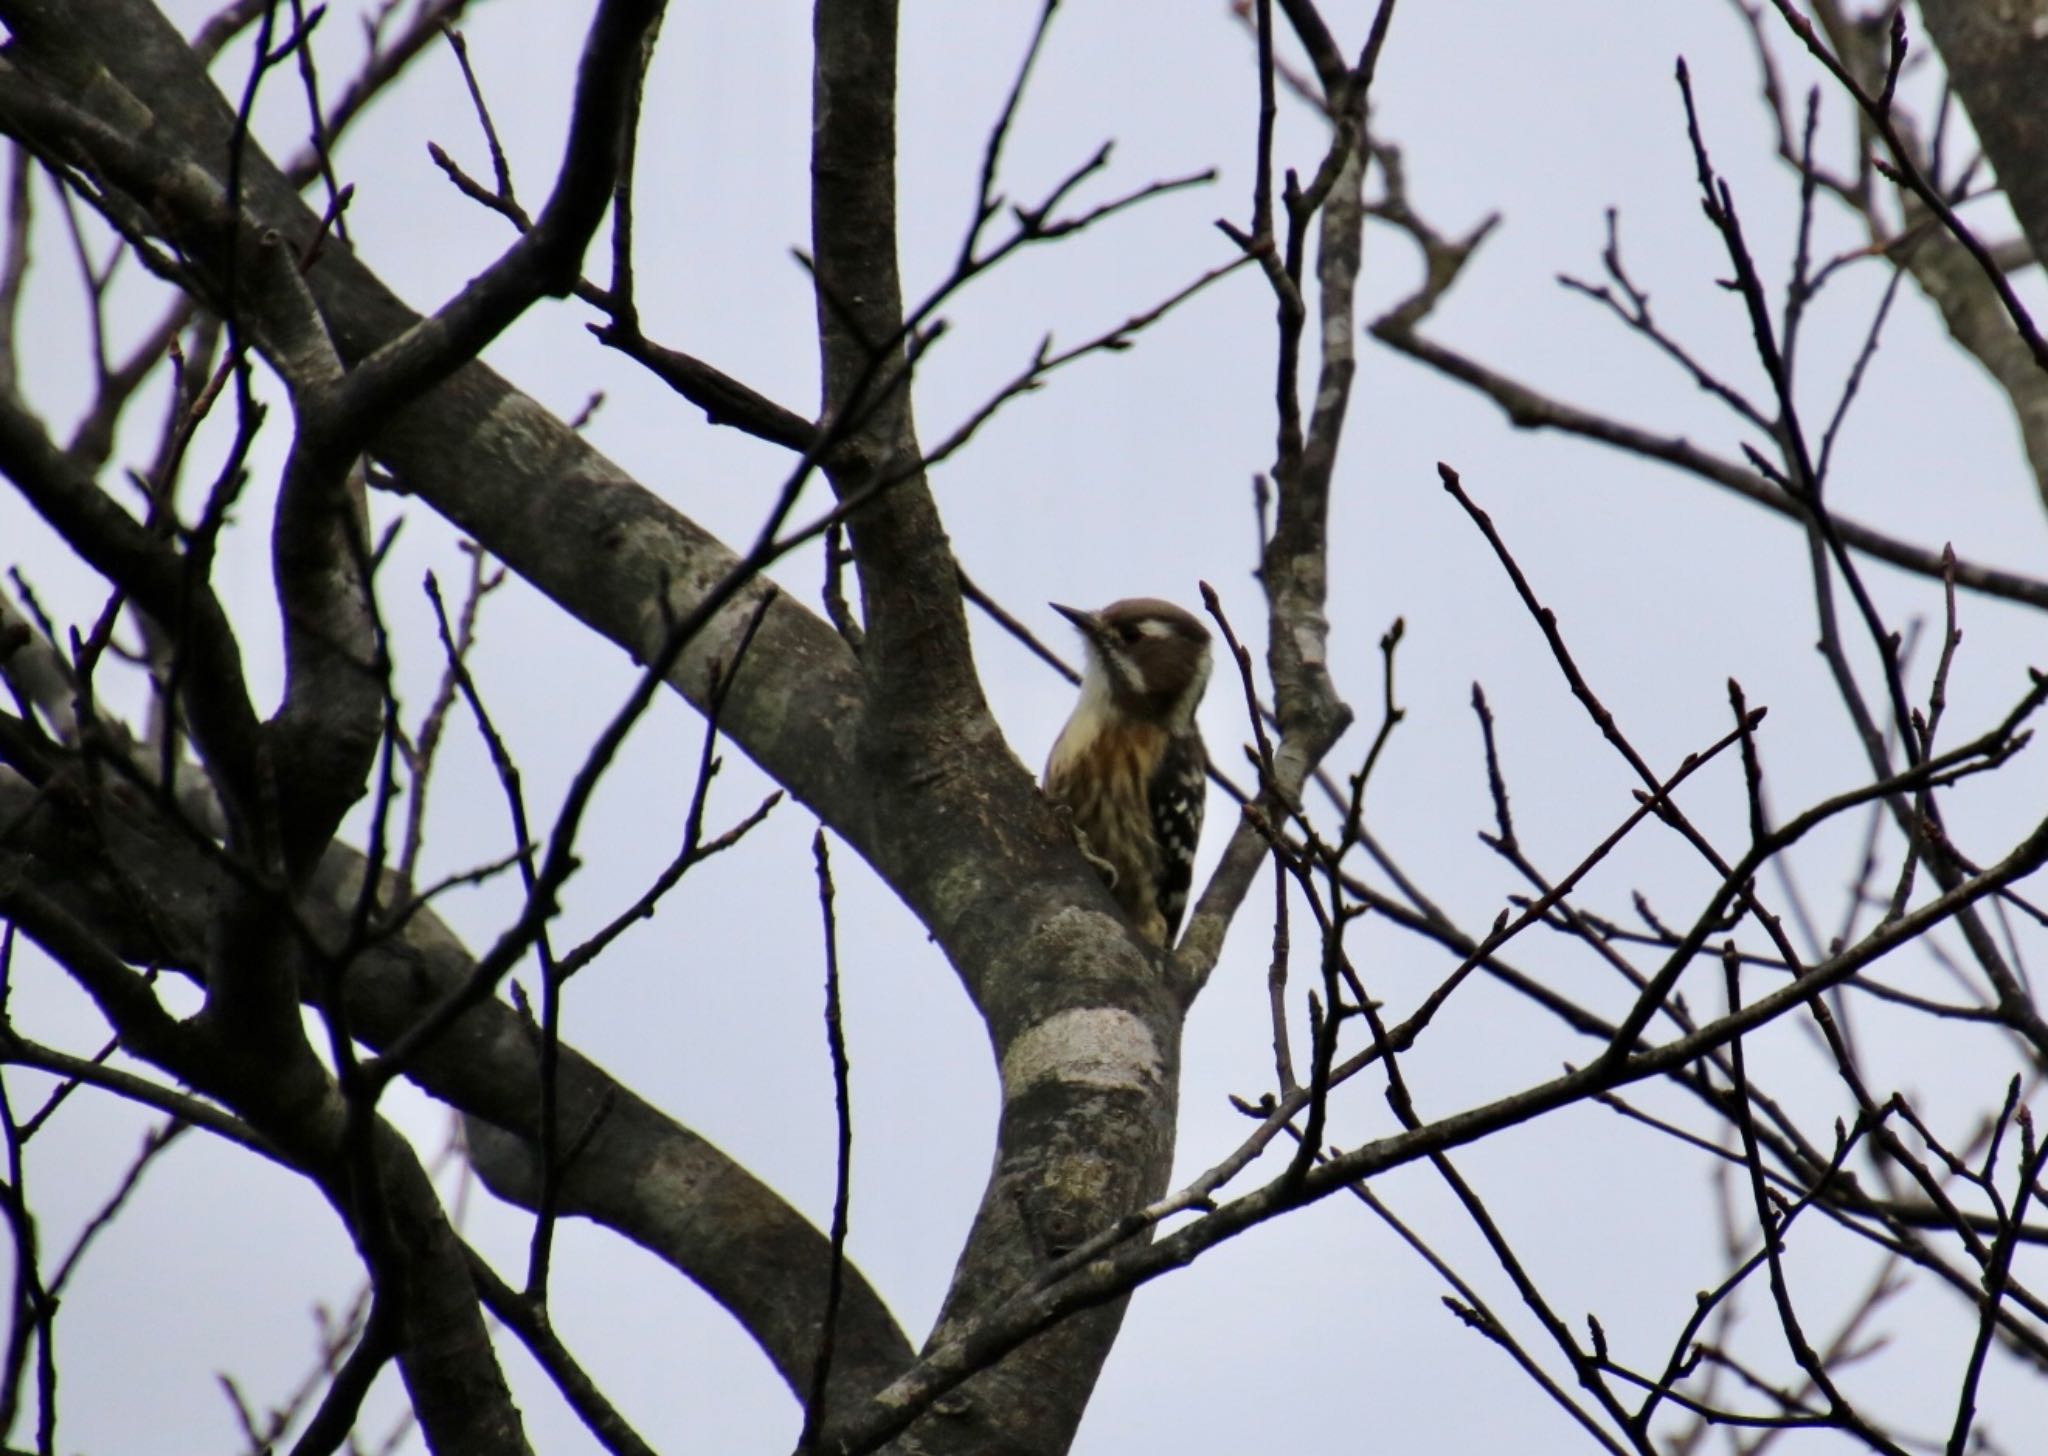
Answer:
[1147,731,1207,942]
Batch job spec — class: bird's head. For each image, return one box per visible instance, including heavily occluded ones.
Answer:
[1051,597,1213,728]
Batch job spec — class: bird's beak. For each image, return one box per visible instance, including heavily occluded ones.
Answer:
[1049,601,1100,636]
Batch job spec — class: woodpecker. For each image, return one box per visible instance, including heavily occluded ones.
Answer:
[1043,597,1212,946]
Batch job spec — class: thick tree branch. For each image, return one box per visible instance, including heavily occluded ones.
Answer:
[809,0,977,712]
[819,810,2048,1454]
[0,390,269,827]
[0,764,920,1415]
[805,5,1192,1454]
[1917,3,2048,273]
[0,0,872,846]
[314,0,667,441]
[0,859,532,1454]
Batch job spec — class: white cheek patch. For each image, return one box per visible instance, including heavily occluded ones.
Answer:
[1107,648,1147,696]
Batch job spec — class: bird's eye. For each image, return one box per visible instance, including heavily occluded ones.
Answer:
[1117,623,1142,643]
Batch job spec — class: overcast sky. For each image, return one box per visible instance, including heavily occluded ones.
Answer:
[5,1,2047,1452]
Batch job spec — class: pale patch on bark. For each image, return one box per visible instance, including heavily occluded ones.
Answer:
[1321,309,1351,359]
[1000,1007,1164,1102]
[1290,612,1329,669]
[474,388,565,468]
[642,576,774,692]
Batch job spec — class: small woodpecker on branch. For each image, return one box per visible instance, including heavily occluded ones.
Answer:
[1043,598,1213,946]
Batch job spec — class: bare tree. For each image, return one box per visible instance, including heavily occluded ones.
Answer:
[0,1,2043,1453]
